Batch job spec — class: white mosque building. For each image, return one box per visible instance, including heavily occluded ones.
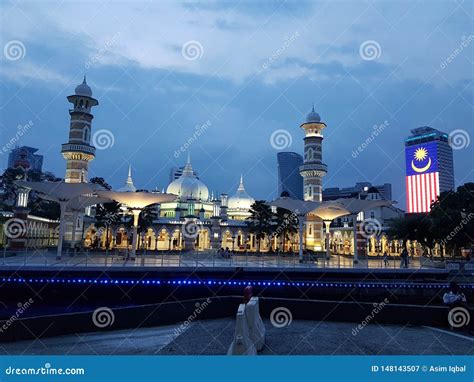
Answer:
[85,154,265,252]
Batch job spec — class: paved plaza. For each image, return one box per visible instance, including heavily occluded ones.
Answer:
[1,319,472,355]
[0,250,438,270]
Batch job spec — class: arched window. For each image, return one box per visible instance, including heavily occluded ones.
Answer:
[83,127,90,142]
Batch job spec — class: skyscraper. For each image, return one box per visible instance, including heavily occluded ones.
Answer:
[8,146,43,172]
[277,152,303,199]
[405,126,454,213]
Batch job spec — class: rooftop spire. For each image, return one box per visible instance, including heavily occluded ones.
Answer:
[238,174,245,191]
[183,152,194,176]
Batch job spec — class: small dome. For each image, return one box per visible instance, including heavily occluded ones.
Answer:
[166,156,209,201]
[75,75,92,97]
[118,165,137,192]
[280,191,291,198]
[228,175,255,211]
[367,186,379,194]
[305,105,321,123]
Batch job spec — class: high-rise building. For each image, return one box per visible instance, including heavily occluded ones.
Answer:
[405,126,454,213]
[323,182,392,201]
[61,76,98,183]
[169,165,199,183]
[299,106,328,250]
[7,146,43,173]
[277,152,303,199]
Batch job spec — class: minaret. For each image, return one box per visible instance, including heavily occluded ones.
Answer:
[61,76,98,183]
[299,105,328,250]
[61,76,98,248]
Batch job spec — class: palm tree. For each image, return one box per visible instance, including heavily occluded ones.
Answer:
[95,201,122,249]
[272,207,298,252]
[246,200,273,253]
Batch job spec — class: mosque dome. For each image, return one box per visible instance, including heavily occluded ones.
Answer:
[228,175,255,211]
[305,105,321,123]
[166,156,209,201]
[75,76,93,97]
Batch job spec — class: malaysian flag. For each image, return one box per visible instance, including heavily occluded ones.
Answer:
[405,142,439,213]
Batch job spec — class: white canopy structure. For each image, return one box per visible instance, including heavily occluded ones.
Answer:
[15,181,104,259]
[96,190,177,259]
[268,196,394,262]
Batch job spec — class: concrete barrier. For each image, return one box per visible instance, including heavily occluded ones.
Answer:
[245,297,265,351]
[227,304,256,355]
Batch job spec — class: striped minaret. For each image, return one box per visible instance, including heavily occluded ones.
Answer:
[299,106,328,250]
[61,76,98,183]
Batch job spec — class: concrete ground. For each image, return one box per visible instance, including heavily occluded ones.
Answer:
[1,250,432,270]
[1,319,472,355]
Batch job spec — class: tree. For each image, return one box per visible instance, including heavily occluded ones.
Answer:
[90,177,112,190]
[430,183,474,256]
[95,201,122,249]
[246,200,273,252]
[272,207,298,252]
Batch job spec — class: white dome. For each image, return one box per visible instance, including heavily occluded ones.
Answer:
[75,76,92,97]
[305,105,321,123]
[228,175,254,211]
[118,165,137,192]
[166,157,209,200]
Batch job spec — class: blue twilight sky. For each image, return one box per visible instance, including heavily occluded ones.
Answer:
[0,0,472,209]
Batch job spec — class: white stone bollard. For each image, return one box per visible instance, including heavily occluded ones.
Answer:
[245,297,266,350]
[227,304,257,355]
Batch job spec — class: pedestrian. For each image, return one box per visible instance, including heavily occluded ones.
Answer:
[383,251,389,267]
[400,248,408,268]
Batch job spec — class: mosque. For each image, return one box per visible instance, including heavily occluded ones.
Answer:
[4,76,409,258]
[88,153,264,252]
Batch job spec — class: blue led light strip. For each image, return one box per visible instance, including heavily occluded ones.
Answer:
[1,277,472,289]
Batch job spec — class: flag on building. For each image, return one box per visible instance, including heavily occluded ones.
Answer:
[405,142,440,213]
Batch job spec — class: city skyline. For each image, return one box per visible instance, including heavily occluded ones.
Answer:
[0,1,472,207]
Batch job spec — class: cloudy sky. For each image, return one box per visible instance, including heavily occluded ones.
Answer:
[0,0,472,208]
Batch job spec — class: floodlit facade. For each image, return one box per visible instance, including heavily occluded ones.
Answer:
[405,126,454,213]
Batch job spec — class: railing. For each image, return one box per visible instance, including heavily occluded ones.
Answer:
[0,248,459,270]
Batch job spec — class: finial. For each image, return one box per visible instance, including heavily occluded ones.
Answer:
[83,74,87,84]
[128,164,132,178]
[311,103,315,113]
[186,151,191,164]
